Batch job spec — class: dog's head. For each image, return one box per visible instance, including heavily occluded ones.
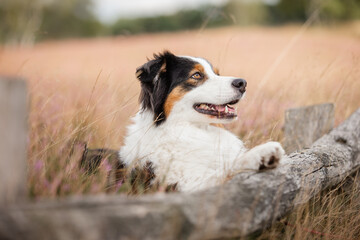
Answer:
[136,51,246,125]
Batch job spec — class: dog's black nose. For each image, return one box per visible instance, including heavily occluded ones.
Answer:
[232,78,247,93]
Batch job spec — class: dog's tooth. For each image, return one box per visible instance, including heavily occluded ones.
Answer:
[225,106,229,113]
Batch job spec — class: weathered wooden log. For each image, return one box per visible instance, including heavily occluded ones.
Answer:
[284,103,334,153]
[0,77,27,205]
[0,108,359,240]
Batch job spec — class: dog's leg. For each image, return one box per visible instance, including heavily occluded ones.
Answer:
[235,142,285,171]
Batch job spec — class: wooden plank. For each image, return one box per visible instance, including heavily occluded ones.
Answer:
[284,103,334,153]
[0,108,359,240]
[0,77,27,205]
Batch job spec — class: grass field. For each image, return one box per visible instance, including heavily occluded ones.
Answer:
[0,24,359,238]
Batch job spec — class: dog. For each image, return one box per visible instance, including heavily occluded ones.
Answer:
[119,51,285,192]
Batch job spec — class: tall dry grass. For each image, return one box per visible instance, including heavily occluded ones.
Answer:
[256,173,360,240]
[0,25,359,237]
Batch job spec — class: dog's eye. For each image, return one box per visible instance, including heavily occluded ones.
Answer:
[191,72,203,80]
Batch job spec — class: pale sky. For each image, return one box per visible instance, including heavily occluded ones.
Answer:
[92,0,279,24]
[92,0,229,23]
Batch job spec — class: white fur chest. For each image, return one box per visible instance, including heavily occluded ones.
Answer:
[119,111,246,191]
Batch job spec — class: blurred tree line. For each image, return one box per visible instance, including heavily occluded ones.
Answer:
[0,0,360,44]
[110,0,360,35]
[112,7,230,35]
[0,0,104,45]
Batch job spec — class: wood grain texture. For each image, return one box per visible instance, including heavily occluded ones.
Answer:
[284,103,334,153]
[0,108,359,240]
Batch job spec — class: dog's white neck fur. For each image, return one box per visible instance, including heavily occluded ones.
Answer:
[120,109,245,191]
[119,55,285,192]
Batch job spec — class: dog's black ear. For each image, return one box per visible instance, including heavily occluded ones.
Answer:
[135,51,175,84]
[137,51,175,114]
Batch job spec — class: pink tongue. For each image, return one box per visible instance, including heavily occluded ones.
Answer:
[213,104,236,114]
[215,105,226,112]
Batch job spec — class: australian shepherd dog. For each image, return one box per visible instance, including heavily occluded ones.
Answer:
[119,51,285,192]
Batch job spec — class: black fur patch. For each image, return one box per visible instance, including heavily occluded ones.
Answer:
[130,162,156,193]
[136,51,197,125]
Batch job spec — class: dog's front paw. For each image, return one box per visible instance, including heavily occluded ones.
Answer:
[255,142,285,170]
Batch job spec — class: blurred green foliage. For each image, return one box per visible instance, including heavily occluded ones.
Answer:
[0,0,360,44]
[39,0,106,39]
[112,8,231,35]
[266,0,360,23]
[0,0,107,44]
[267,0,308,23]
[111,0,360,35]
[224,0,271,25]
[0,0,42,44]
[321,0,360,21]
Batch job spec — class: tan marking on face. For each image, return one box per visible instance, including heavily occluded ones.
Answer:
[186,64,209,86]
[213,67,220,75]
[164,86,187,117]
[194,63,205,74]
[164,64,209,117]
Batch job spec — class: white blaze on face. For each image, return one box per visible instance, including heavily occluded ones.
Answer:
[183,56,241,103]
[167,56,243,124]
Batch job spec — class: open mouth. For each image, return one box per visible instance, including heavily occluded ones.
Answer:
[193,99,239,119]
